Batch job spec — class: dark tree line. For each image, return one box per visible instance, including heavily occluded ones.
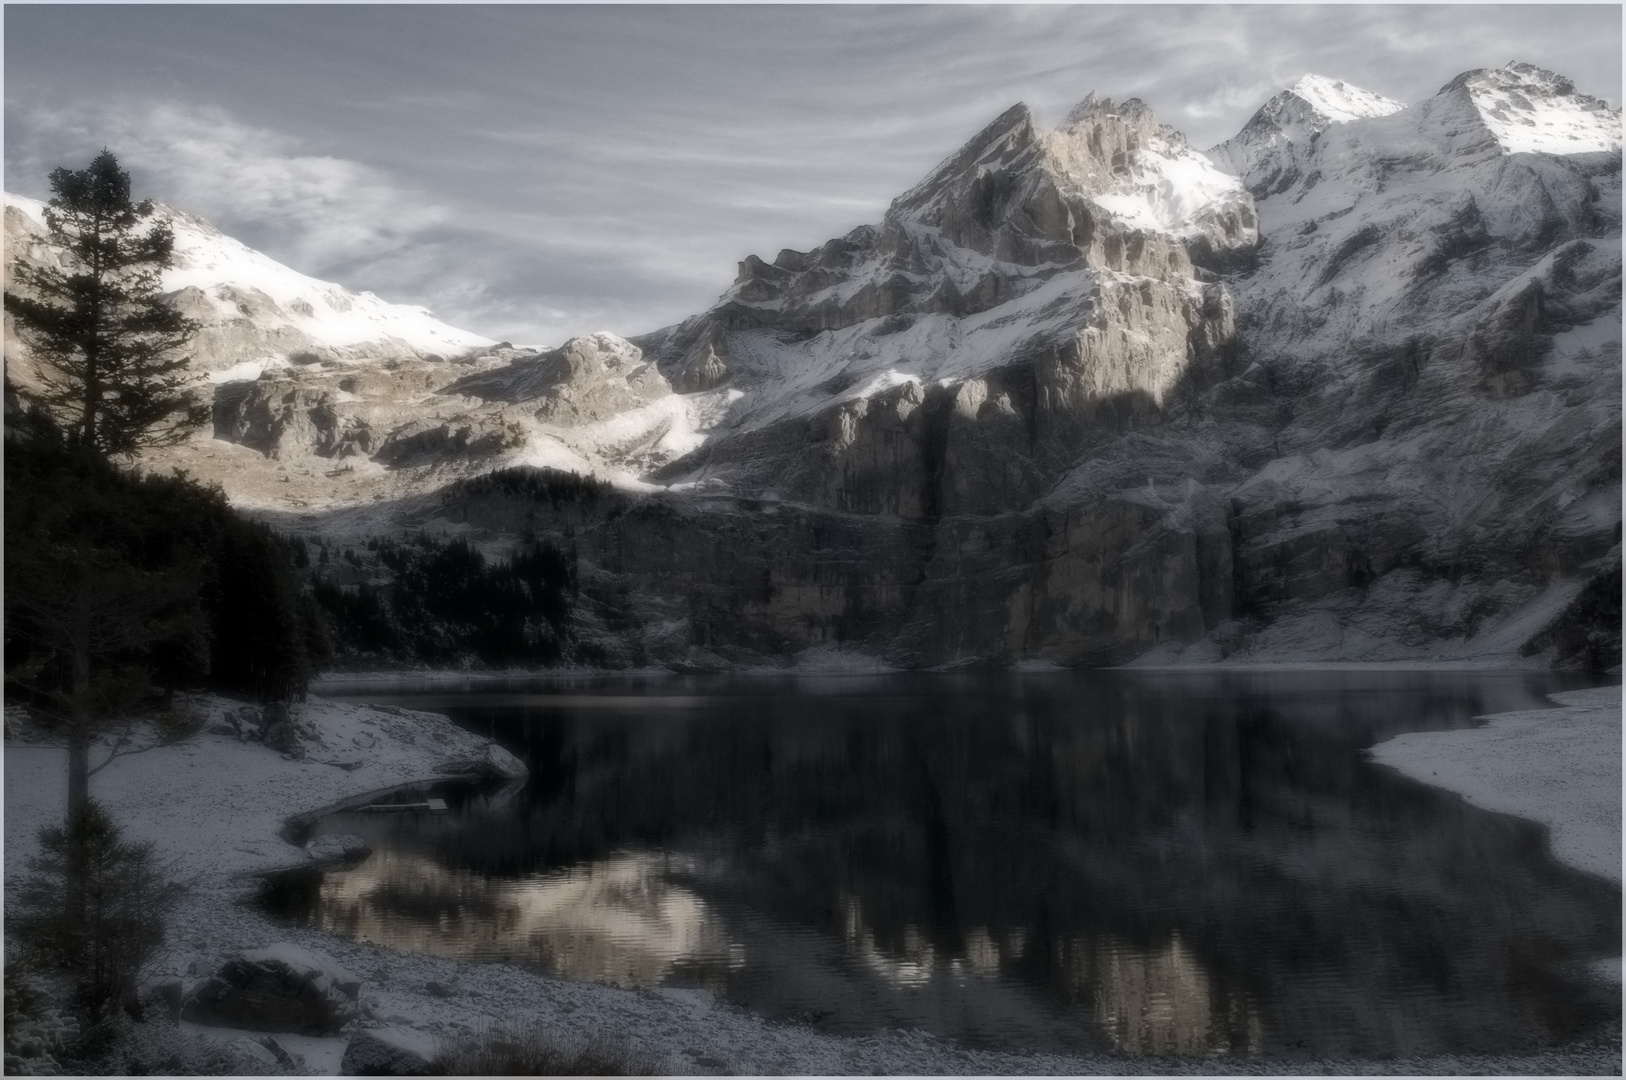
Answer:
[310,533,575,667]
[453,465,612,508]
[4,400,328,1036]
[5,403,331,710]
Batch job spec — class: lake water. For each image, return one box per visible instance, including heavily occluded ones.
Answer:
[268,670,1621,1059]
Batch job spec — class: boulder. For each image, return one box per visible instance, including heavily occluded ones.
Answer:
[181,942,362,1034]
[306,833,372,866]
[264,720,304,757]
[233,706,263,741]
[439,742,527,784]
[340,1026,441,1076]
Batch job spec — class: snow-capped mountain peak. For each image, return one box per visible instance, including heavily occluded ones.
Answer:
[1449,61,1622,156]
[4,191,493,383]
[1287,74,1405,124]
[1205,74,1405,196]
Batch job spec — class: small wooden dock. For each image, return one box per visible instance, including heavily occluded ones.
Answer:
[357,797,448,813]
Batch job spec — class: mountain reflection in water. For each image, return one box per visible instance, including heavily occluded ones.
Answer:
[306,848,739,986]
[276,670,1620,1057]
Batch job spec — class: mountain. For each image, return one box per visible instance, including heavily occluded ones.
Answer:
[1207,74,1405,197]
[4,192,493,380]
[1182,61,1622,665]
[3,195,700,512]
[556,61,1615,669]
[4,61,1619,670]
[630,93,1256,513]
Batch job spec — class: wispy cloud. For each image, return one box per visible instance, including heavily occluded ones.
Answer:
[1180,80,1291,124]
[7,101,448,277]
[5,5,1619,348]
[6,100,608,345]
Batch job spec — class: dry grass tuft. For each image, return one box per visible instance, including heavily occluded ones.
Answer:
[432,1023,661,1076]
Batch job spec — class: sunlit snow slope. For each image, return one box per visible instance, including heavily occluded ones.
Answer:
[4,192,492,383]
[3,192,699,513]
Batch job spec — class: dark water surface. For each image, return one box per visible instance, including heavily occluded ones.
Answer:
[271,670,1621,1059]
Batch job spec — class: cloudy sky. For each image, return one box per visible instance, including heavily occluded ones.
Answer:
[6,5,1620,346]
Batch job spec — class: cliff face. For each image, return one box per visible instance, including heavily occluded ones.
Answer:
[530,94,1258,667]
[524,64,1614,669]
[539,65,1619,669]
[6,63,1620,668]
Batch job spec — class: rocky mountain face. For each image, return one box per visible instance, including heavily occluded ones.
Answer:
[5,61,1620,669]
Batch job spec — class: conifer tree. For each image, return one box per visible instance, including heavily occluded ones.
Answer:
[5,150,207,457]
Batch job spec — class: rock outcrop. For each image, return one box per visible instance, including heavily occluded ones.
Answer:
[438,742,529,784]
[181,942,361,1034]
[445,332,671,424]
[305,833,373,866]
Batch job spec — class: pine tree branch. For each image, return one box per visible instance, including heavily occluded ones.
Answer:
[87,716,193,777]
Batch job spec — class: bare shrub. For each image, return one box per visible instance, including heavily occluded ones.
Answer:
[152,698,207,742]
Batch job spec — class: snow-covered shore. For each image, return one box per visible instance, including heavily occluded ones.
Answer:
[5,691,1620,1076]
[1369,686,1622,885]
[1370,685,1623,993]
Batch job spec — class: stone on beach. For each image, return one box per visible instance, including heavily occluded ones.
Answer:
[306,832,372,865]
[181,942,362,1034]
[438,741,527,783]
[340,1025,442,1076]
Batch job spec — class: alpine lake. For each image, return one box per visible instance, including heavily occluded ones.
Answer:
[261,669,1621,1061]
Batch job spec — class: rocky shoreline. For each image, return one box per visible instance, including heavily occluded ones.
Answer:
[4,690,1619,1075]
